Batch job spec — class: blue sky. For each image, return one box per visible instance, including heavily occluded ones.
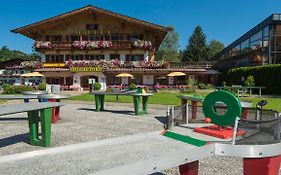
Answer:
[1,0,281,53]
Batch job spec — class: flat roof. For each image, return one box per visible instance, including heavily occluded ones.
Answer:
[213,14,281,59]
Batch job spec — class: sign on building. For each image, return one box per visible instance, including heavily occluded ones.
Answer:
[70,67,103,72]
[43,63,66,67]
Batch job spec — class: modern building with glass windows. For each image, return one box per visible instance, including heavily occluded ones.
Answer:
[213,14,281,68]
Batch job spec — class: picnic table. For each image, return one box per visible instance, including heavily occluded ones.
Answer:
[215,86,266,97]
[38,94,70,123]
[0,102,63,147]
[92,92,153,115]
[0,93,69,123]
[178,95,252,122]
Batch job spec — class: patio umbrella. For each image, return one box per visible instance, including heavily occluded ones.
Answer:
[167,72,186,77]
[157,76,166,80]
[20,72,44,77]
[116,73,134,78]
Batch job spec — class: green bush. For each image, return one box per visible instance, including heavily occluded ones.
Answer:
[3,85,33,94]
[206,84,214,89]
[92,82,102,91]
[38,82,46,90]
[226,64,281,94]
[198,83,207,89]
[187,77,195,86]
[129,83,137,90]
[244,75,255,86]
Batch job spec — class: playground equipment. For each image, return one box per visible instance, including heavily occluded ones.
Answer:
[0,91,280,174]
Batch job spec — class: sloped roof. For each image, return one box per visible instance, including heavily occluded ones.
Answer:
[11,5,171,36]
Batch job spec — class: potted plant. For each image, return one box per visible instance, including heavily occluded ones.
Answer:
[92,82,102,92]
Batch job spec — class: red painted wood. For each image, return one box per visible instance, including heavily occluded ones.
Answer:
[191,101,198,120]
[194,125,246,139]
[244,155,281,175]
[48,99,61,123]
[179,161,199,175]
[241,108,248,119]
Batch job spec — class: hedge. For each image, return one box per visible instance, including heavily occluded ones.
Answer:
[226,64,281,94]
[2,84,33,94]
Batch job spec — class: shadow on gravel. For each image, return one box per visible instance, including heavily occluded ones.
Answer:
[77,108,134,115]
[0,133,29,148]
[0,117,27,121]
[149,173,165,175]
[155,116,167,125]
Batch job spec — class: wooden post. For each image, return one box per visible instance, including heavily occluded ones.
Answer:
[179,161,199,175]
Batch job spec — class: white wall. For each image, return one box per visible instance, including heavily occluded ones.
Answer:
[143,75,154,85]
[73,72,107,91]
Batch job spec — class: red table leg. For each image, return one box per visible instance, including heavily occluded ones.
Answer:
[241,108,248,119]
[48,99,61,123]
[244,155,281,175]
[191,101,198,120]
[179,160,199,175]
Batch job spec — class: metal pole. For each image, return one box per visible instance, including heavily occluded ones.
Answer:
[185,103,189,124]
[232,117,240,145]
[171,105,175,128]
[275,113,281,140]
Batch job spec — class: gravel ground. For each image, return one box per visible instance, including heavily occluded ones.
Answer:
[0,101,278,175]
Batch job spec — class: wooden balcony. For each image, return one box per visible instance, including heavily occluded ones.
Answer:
[35,41,135,51]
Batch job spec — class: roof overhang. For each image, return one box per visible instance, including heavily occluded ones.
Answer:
[11,5,172,39]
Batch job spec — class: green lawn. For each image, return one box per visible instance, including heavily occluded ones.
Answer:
[69,90,281,112]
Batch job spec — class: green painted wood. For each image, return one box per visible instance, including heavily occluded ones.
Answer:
[203,91,242,126]
[27,108,52,147]
[142,96,148,114]
[163,131,207,147]
[95,95,101,112]
[133,96,139,115]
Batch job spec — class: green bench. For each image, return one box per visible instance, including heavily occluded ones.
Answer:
[0,102,64,147]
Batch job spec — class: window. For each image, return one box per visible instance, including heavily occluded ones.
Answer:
[71,35,79,42]
[263,26,269,38]
[250,30,262,42]
[241,39,250,53]
[86,24,99,30]
[51,35,62,42]
[49,55,64,62]
[110,54,120,60]
[127,34,144,41]
[45,35,50,41]
[125,55,144,61]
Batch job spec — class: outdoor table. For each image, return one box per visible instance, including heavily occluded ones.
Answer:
[177,95,252,122]
[178,95,204,123]
[38,94,70,123]
[22,91,48,102]
[215,86,266,97]
[92,92,153,115]
[0,102,63,147]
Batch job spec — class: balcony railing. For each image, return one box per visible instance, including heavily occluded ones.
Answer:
[169,61,216,69]
[34,40,152,51]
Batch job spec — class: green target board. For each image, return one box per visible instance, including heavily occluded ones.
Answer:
[203,91,242,126]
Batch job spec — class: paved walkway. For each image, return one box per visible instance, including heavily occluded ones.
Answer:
[0,101,255,175]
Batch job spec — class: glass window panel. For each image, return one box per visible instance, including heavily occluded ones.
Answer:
[250,30,262,42]
[231,45,240,56]
[263,37,269,47]
[275,36,281,51]
[273,25,281,35]
[241,39,250,53]
[250,39,262,50]
[110,54,120,60]
[263,26,269,38]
